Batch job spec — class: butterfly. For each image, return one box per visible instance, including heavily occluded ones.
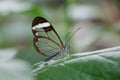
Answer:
[32,16,69,61]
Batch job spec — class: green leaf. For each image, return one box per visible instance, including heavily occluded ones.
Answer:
[33,46,120,80]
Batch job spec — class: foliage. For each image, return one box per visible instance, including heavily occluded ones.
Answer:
[33,46,120,80]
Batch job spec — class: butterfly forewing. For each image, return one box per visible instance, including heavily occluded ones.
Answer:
[32,17,64,57]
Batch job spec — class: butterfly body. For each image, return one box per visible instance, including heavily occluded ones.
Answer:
[32,16,68,61]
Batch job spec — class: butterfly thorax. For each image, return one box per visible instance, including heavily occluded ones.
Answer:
[61,44,69,55]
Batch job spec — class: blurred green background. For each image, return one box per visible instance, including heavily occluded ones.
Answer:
[0,0,120,64]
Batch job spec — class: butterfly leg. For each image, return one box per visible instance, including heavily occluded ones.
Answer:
[44,52,60,61]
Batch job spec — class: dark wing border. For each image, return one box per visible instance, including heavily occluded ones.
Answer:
[32,16,64,56]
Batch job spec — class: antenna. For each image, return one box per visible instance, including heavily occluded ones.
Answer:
[65,27,81,44]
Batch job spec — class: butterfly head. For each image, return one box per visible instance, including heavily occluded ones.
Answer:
[61,43,70,55]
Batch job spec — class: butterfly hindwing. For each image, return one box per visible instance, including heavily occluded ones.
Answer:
[32,17,64,57]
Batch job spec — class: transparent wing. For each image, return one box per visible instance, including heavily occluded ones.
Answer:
[32,16,64,57]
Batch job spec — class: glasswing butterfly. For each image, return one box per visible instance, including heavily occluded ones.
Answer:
[32,16,80,61]
[32,16,69,61]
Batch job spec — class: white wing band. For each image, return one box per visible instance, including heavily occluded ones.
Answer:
[32,22,50,30]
